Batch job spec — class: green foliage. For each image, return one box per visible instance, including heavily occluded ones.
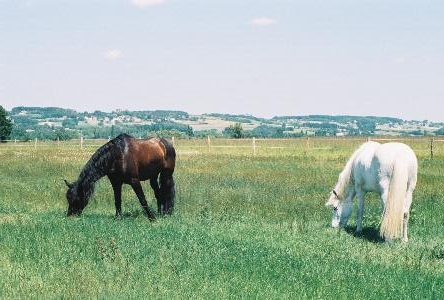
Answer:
[11,106,77,118]
[193,129,221,138]
[406,130,426,136]
[0,138,443,298]
[273,115,403,125]
[435,127,444,136]
[122,110,189,120]
[207,113,265,123]
[61,117,79,128]
[9,107,193,140]
[223,122,244,138]
[78,122,193,139]
[356,119,376,135]
[0,106,13,141]
[251,125,284,138]
[10,115,39,127]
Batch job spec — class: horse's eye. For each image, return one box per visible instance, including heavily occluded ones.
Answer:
[333,206,338,212]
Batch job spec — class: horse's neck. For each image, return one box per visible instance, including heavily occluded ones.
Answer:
[76,164,103,202]
[78,154,110,190]
[78,167,103,187]
[337,181,354,199]
[77,137,124,196]
[334,181,348,199]
[79,140,120,185]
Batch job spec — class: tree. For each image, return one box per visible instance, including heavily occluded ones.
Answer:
[223,122,244,138]
[0,106,13,141]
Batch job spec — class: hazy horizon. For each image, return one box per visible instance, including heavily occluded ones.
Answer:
[3,104,437,122]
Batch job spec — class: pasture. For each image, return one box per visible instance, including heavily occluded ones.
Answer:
[1,137,443,299]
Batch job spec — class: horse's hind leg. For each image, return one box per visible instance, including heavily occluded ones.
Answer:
[160,170,175,215]
[402,211,410,243]
[355,190,365,235]
[402,190,414,242]
[149,176,162,214]
[131,179,156,221]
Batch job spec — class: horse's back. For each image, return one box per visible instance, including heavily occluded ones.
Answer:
[375,142,417,169]
[130,138,175,171]
[375,142,418,187]
[352,141,417,192]
[351,142,381,192]
[354,141,380,167]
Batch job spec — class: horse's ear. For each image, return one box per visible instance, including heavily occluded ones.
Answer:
[64,179,72,188]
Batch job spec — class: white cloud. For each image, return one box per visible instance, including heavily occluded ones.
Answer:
[103,49,122,60]
[131,0,166,7]
[251,17,276,26]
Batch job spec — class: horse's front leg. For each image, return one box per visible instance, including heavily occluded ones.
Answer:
[131,179,156,221]
[355,190,365,235]
[109,176,123,217]
[149,176,162,214]
[339,190,355,227]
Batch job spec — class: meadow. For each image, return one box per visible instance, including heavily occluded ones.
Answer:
[0,137,443,299]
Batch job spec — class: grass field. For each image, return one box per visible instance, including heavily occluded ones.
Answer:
[1,137,443,299]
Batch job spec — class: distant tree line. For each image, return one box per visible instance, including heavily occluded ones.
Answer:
[9,121,194,141]
[11,106,78,118]
[2,106,443,141]
[272,115,403,125]
[207,113,266,124]
[6,107,193,141]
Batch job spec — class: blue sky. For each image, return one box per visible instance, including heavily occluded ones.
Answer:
[0,0,443,120]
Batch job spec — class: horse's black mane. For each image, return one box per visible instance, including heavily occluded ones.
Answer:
[76,134,131,200]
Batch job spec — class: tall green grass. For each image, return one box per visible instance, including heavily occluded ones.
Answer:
[0,138,443,299]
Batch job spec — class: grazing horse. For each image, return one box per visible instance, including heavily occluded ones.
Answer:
[325,141,417,242]
[64,133,176,220]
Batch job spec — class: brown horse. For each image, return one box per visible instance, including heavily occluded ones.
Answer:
[64,133,176,220]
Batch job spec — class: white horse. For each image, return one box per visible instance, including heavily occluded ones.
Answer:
[325,141,418,242]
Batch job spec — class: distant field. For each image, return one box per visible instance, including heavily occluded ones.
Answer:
[0,137,443,299]
[175,115,260,132]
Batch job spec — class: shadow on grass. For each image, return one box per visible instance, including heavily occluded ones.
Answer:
[344,226,384,244]
[66,210,154,221]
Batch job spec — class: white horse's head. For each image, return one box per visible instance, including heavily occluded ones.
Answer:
[326,190,353,229]
[325,190,341,228]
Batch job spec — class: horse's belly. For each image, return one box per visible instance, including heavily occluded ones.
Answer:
[362,181,381,193]
[355,165,381,193]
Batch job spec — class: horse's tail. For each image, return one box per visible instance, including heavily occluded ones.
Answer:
[380,157,408,240]
[159,138,176,214]
[160,138,176,163]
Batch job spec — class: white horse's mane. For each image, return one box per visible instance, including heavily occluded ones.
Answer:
[334,141,380,198]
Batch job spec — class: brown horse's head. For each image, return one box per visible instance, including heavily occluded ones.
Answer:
[64,180,88,216]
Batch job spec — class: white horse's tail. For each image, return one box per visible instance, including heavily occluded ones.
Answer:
[380,157,408,240]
